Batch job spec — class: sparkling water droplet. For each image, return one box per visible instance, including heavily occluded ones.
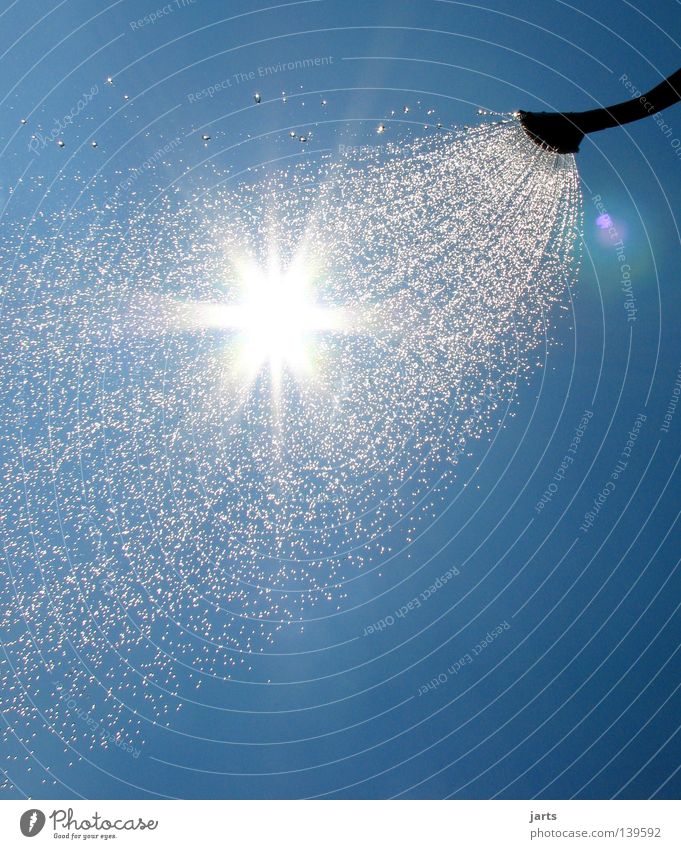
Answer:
[254,92,262,104]
[0,119,580,770]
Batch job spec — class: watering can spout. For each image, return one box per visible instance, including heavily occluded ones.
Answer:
[519,67,681,153]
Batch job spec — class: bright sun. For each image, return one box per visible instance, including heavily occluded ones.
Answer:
[179,255,345,390]
[232,260,341,382]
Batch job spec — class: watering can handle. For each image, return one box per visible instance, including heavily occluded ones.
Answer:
[573,68,681,134]
[519,68,681,153]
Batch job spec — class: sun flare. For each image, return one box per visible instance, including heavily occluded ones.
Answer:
[231,259,343,381]
[179,253,346,390]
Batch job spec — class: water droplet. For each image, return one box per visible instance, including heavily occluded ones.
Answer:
[57,139,65,148]
[376,124,386,134]
[254,92,262,104]
[91,140,98,148]
[201,134,211,142]
[403,105,410,113]
[20,118,28,125]
[106,76,114,85]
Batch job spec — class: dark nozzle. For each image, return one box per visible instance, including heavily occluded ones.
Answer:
[519,67,681,153]
[518,111,584,154]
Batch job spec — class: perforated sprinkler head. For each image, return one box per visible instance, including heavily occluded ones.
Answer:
[518,111,584,154]
[517,67,681,155]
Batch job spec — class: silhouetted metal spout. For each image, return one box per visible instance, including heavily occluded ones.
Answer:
[519,67,681,153]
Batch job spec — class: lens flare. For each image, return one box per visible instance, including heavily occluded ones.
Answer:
[180,254,348,391]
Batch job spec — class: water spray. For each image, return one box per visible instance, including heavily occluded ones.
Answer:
[519,67,681,153]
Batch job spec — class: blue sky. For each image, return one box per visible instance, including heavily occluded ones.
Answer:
[1,0,680,800]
